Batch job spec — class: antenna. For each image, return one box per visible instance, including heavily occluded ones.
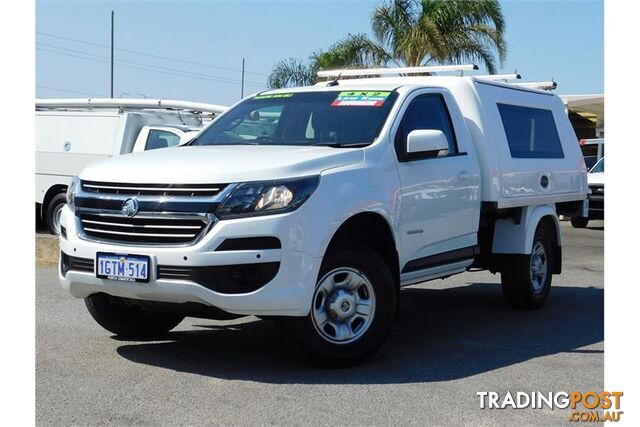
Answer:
[241,57,245,99]
[317,64,478,79]
[326,69,344,87]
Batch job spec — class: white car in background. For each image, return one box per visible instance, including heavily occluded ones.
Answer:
[571,156,604,228]
[132,124,201,152]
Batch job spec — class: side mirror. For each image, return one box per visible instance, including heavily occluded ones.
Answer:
[406,129,449,157]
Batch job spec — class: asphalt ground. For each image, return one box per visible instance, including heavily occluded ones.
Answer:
[36,220,604,426]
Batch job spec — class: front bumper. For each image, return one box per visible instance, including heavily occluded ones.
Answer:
[58,205,321,316]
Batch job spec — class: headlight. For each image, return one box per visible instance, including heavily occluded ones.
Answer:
[66,176,79,212]
[216,176,320,219]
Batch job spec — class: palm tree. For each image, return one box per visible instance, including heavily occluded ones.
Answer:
[268,36,389,89]
[268,58,316,89]
[371,0,506,71]
[268,0,506,88]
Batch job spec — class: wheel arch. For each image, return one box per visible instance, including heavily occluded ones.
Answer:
[492,204,562,274]
[42,184,68,217]
[493,205,561,253]
[324,211,400,290]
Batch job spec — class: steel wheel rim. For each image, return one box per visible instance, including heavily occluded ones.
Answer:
[530,241,548,294]
[52,204,63,235]
[311,267,376,345]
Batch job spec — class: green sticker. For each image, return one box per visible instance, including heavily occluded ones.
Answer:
[331,91,391,107]
[254,93,295,100]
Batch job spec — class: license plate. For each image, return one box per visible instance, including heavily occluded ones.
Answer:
[96,252,150,283]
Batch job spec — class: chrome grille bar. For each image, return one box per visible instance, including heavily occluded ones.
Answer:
[83,228,197,238]
[80,180,229,198]
[81,219,202,229]
[83,184,221,192]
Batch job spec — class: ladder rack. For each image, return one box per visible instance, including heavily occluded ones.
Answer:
[35,98,228,114]
[317,64,479,79]
[512,81,557,91]
[475,73,521,81]
[316,65,556,91]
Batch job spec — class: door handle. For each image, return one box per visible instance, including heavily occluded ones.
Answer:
[457,171,472,180]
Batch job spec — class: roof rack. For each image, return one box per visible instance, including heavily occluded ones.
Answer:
[512,81,557,91]
[317,64,479,79]
[315,64,559,91]
[475,73,521,81]
[35,98,227,114]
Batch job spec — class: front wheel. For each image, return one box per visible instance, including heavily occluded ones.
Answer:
[45,193,67,235]
[284,243,397,367]
[85,293,184,338]
[501,222,554,309]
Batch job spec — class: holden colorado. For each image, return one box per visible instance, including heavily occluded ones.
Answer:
[59,68,588,365]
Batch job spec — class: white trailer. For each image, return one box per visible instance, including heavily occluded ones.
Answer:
[36,98,227,234]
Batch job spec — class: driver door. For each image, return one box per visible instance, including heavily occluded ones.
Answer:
[393,89,481,275]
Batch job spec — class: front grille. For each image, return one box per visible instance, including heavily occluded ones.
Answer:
[78,213,209,245]
[81,180,226,197]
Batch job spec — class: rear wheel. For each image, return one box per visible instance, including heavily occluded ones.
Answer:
[284,243,396,366]
[571,216,589,228]
[501,222,554,309]
[45,193,67,235]
[85,293,184,338]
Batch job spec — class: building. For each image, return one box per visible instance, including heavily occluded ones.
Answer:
[561,94,604,139]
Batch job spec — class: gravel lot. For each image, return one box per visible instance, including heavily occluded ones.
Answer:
[36,220,603,426]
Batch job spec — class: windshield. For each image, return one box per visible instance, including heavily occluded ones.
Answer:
[590,157,604,173]
[190,90,398,148]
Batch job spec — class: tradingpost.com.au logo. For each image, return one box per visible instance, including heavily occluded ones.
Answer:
[477,391,624,422]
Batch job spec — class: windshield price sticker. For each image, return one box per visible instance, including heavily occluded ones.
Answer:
[254,93,294,100]
[331,91,391,107]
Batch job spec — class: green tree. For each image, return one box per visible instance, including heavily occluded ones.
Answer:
[268,0,506,88]
[268,58,316,89]
[267,36,389,89]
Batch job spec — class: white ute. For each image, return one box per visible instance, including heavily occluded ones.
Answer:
[59,66,588,365]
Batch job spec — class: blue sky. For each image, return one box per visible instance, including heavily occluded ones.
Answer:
[36,0,603,105]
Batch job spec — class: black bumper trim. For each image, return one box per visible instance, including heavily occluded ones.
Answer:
[157,262,280,294]
[60,252,94,276]
[215,237,281,251]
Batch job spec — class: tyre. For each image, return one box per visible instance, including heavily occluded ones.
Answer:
[85,293,184,338]
[45,193,67,235]
[284,243,397,367]
[501,222,554,309]
[571,216,589,228]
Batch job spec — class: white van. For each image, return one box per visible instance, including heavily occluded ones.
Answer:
[36,98,226,234]
[59,66,588,365]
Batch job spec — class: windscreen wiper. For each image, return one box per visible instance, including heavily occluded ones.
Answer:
[312,142,369,148]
